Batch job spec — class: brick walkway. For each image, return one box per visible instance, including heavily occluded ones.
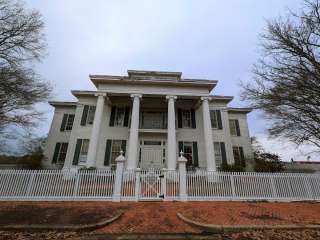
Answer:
[0,201,320,234]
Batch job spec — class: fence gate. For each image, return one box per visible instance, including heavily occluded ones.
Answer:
[139,169,165,200]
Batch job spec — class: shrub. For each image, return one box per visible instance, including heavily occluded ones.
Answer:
[253,151,284,172]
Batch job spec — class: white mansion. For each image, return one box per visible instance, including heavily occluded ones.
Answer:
[43,70,253,171]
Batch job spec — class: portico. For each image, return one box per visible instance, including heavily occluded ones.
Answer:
[85,92,216,171]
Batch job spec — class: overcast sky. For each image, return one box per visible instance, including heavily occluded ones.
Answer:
[25,0,318,161]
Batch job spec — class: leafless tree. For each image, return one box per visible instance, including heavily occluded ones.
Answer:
[242,0,320,149]
[0,0,50,135]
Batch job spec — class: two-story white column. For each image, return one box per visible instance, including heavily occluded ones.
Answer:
[86,93,106,168]
[127,94,142,170]
[166,95,177,170]
[201,97,216,171]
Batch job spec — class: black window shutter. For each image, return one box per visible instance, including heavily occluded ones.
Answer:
[177,108,182,128]
[220,142,227,167]
[178,141,184,155]
[72,139,82,165]
[239,147,245,167]
[121,140,127,156]
[191,109,196,129]
[123,107,130,127]
[235,119,241,136]
[104,139,112,166]
[52,143,61,164]
[60,114,68,131]
[80,105,89,126]
[192,142,199,167]
[217,110,223,130]
[109,106,116,126]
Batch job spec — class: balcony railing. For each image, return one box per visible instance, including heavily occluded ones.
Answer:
[139,111,167,129]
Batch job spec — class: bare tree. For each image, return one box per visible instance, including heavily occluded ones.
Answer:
[0,0,50,134]
[242,0,320,149]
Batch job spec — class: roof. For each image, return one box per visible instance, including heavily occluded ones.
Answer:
[89,70,217,90]
[227,107,252,114]
[48,101,77,107]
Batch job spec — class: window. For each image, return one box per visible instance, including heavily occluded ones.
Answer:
[214,142,222,169]
[79,139,89,163]
[229,119,240,136]
[179,141,198,168]
[114,107,125,126]
[52,142,68,164]
[104,139,126,166]
[182,110,192,128]
[183,142,193,167]
[110,140,123,166]
[210,110,222,129]
[233,146,245,167]
[60,114,75,131]
[86,106,96,125]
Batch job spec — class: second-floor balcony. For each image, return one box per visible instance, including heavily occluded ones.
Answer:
[139,111,167,129]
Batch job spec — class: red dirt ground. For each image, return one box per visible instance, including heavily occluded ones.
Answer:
[0,201,320,234]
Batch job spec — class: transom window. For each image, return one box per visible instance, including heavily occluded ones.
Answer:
[182,110,192,128]
[114,108,125,126]
[79,139,89,163]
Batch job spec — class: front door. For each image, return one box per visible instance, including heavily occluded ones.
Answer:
[139,140,165,169]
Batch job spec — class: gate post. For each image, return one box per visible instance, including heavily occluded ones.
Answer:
[113,150,125,202]
[178,151,188,201]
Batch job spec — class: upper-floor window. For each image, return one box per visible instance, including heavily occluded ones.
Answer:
[52,142,68,164]
[229,119,241,136]
[182,110,192,128]
[178,108,196,129]
[232,146,245,167]
[80,105,96,126]
[210,110,223,129]
[109,106,130,127]
[60,114,75,131]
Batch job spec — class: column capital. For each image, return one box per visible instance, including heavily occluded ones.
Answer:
[130,94,142,99]
[94,92,107,97]
[200,96,212,101]
[166,95,177,101]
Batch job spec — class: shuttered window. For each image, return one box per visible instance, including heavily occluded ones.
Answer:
[109,106,130,127]
[80,105,96,126]
[104,139,127,166]
[178,141,199,169]
[210,110,223,129]
[52,142,68,164]
[73,139,90,165]
[178,109,196,129]
[233,146,245,167]
[229,119,241,136]
[213,142,227,170]
[60,114,75,131]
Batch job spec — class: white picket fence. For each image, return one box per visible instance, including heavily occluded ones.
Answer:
[0,169,320,201]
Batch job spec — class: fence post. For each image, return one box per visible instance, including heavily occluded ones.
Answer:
[230,174,236,198]
[113,150,125,202]
[178,151,187,201]
[134,168,141,201]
